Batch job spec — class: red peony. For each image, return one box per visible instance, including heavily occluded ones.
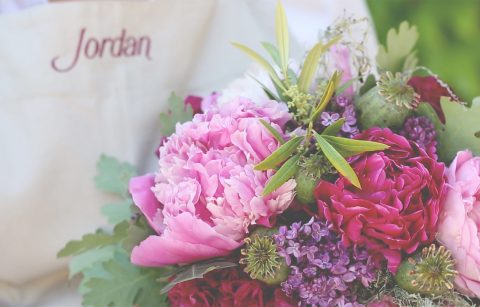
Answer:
[408,75,458,124]
[167,267,296,307]
[314,128,445,272]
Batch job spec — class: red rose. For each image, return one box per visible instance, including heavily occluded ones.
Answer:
[168,267,296,307]
[314,128,445,272]
[408,75,458,124]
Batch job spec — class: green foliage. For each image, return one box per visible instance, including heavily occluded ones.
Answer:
[254,136,302,171]
[322,118,345,136]
[122,215,155,252]
[83,252,171,307]
[259,119,285,144]
[101,200,133,224]
[377,21,419,73]
[160,260,238,294]
[159,92,193,137]
[94,155,136,198]
[263,154,300,196]
[57,222,128,257]
[275,2,289,79]
[320,135,390,158]
[367,0,480,102]
[419,97,480,163]
[314,132,361,189]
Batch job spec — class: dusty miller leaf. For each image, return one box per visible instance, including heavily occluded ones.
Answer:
[159,92,193,137]
[94,155,136,198]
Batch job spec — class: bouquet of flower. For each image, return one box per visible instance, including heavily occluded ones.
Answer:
[59,3,480,307]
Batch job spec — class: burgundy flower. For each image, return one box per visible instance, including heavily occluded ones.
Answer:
[314,128,446,273]
[408,76,458,124]
[168,267,297,307]
[184,95,203,115]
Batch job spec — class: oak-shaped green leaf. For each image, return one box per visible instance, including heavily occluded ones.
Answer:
[314,133,361,188]
[424,97,480,162]
[57,221,128,257]
[68,245,117,278]
[232,43,286,92]
[101,200,133,225]
[83,252,171,307]
[377,21,419,73]
[297,36,340,93]
[275,1,289,77]
[321,118,345,136]
[160,260,238,294]
[122,215,155,252]
[94,155,136,197]
[159,92,193,137]
[255,136,302,171]
[321,135,389,158]
[259,119,285,144]
[263,154,300,196]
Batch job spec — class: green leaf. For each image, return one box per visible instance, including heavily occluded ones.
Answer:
[259,119,285,144]
[263,154,300,196]
[377,21,419,73]
[94,155,136,197]
[423,97,480,163]
[275,1,289,77]
[297,36,341,93]
[101,200,133,225]
[57,221,128,257]
[310,71,341,121]
[122,215,155,252]
[83,252,171,307]
[359,74,376,96]
[321,135,389,158]
[322,118,346,136]
[255,136,302,170]
[69,245,117,278]
[248,74,281,102]
[159,92,194,137]
[314,133,361,188]
[261,41,281,67]
[232,43,286,92]
[160,259,238,294]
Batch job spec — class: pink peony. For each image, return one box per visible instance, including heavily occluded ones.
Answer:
[437,150,480,298]
[130,97,296,266]
[315,128,446,272]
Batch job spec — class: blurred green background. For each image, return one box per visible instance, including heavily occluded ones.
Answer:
[367,0,480,102]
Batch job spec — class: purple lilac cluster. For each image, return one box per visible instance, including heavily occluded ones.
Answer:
[319,95,359,138]
[275,219,376,307]
[399,116,436,150]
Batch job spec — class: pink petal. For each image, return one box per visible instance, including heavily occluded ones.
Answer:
[129,175,164,234]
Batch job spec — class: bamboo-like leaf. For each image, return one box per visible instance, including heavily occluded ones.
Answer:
[336,78,357,95]
[322,118,346,136]
[249,74,281,101]
[263,154,300,196]
[261,42,281,67]
[232,43,286,92]
[259,119,285,144]
[322,135,389,158]
[314,132,361,188]
[297,36,341,93]
[310,71,341,121]
[255,136,302,170]
[275,1,289,77]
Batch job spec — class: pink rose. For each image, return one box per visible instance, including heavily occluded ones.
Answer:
[315,128,446,272]
[437,150,480,298]
[130,97,296,266]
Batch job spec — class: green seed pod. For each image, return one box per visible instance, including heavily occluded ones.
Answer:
[395,244,457,296]
[294,154,334,205]
[240,227,289,285]
[356,72,419,130]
